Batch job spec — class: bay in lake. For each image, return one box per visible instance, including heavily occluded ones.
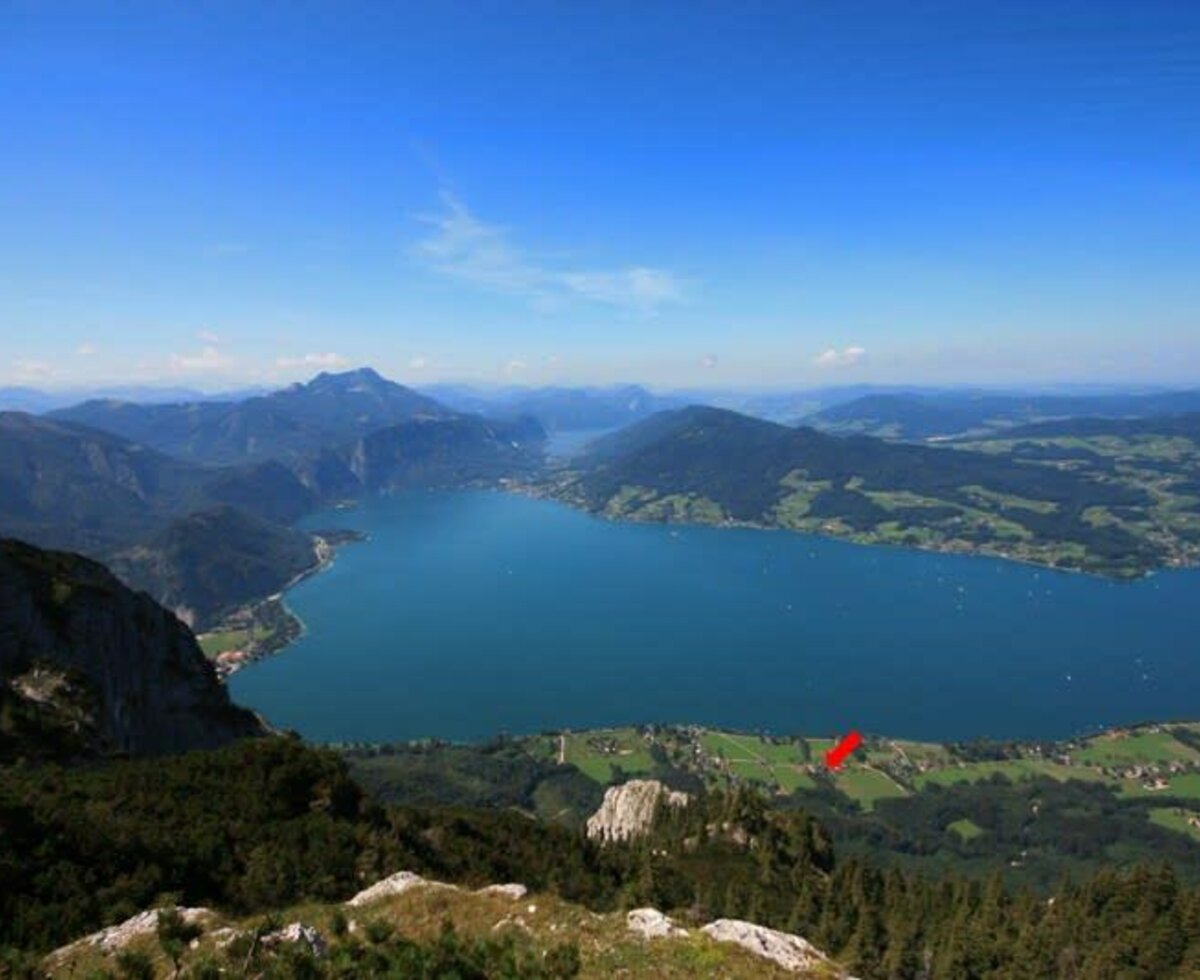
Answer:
[230,490,1200,744]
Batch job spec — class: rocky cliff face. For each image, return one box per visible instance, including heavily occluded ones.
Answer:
[585,779,690,843]
[0,537,265,761]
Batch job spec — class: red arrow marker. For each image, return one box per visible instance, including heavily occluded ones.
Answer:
[824,730,863,770]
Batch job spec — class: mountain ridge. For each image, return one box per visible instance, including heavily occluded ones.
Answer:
[541,405,1190,576]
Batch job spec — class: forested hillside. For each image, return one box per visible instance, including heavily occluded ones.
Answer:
[543,406,1200,576]
[5,737,1200,979]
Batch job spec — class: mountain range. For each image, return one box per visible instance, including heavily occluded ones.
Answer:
[49,367,452,466]
[420,382,683,432]
[0,370,546,626]
[5,370,1200,635]
[803,389,1200,441]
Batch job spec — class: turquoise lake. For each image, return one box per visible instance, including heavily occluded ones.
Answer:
[230,490,1200,744]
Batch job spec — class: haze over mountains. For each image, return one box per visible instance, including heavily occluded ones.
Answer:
[806,389,1200,441]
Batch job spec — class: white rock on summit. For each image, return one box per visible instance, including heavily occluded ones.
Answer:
[476,883,529,900]
[46,907,212,961]
[626,908,688,939]
[346,871,452,907]
[701,919,833,974]
[585,779,690,843]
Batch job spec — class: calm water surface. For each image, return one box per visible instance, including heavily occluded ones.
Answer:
[230,491,1200,743]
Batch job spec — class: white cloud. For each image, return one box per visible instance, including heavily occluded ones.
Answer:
[504,358,528,375]
[558,267,682,309]
[197,329,222,345]
[814,345,867,368]
[701,353,719,369]
[76,343,98,356]
[168,346,233,374]
[13,358,56,381]
[408,356,428,370]
[413,191,687,313]
[275,352,349,370]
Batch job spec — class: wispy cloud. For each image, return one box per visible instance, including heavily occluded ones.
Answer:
[197,329,222,345]
[168,346,233,374]
[13,358,56,381]
[814,345,867,368]
[275,352,349,370]
[76,343,98,356]
[408,356,428,370]
[412,191,687,314]
[504,358,528,375]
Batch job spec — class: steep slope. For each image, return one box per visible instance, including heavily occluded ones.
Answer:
[551,406,1169,575]
[0,412,318,551]
[202,459,317,525]
[109,507,319,630]
[0,538,263,762]
[50,367,453,465]
[0,412,201,553]
[0,408,548,623]
[348,414,546,490]
[0,413,329,625]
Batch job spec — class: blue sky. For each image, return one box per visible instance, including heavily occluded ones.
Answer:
[2,1,1199,390]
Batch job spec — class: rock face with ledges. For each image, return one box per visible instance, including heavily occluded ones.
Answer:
[585,779,690,843]
[0,537,264,761]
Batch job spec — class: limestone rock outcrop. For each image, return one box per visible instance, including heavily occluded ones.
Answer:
[46,907,212,963]
[626,908,688,939]
[477,883,528,900]
[701,919,842,974]
[585,779,689,843]
[346,871,452,907]
[263,922,327,957]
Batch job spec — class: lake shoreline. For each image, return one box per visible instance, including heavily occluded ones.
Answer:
[227,489,1200,745]
[204,529,367,677]
[512,478,1186,582]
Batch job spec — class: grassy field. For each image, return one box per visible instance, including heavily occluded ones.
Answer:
[561,728,657,784]
[701,731,817,792]
[196,628,252,658]
[1120,773,1200,801]
[834,769,908,811]
[1074,729,1200,767]
[913,759,1108,790]
[947,817,985,840]
[506,723,1200,833]
[1149,808,1200,842]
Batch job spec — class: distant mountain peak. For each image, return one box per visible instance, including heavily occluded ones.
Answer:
[307,366,390,389]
